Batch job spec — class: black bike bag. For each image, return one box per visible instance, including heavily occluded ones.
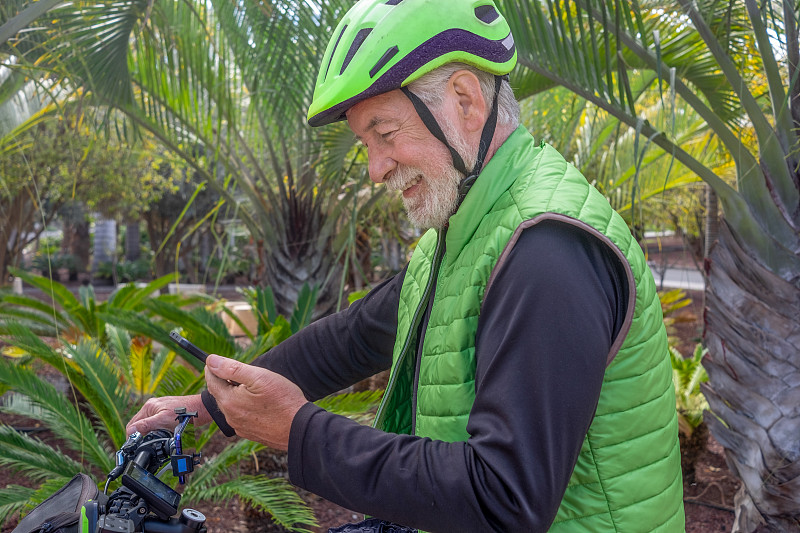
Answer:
[12,473,99,533]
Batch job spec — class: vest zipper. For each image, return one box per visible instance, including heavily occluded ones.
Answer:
[373,227,447,431]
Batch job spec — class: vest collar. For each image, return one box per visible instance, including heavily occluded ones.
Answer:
[445,125,537,259]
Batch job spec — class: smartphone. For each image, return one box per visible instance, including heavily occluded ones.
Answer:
[169,331,208,363]
[169,330,240,386]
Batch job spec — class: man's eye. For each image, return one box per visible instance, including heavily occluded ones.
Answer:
[380,130,396,140]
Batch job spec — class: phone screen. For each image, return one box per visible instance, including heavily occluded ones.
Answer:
[122,462,180,517]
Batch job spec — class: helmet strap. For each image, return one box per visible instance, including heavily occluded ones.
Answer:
[400,74,503,206]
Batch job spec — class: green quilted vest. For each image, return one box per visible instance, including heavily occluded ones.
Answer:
[374,126,685,532]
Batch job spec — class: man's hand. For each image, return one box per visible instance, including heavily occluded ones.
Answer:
[205,354,307,450]
[126,394,211,436]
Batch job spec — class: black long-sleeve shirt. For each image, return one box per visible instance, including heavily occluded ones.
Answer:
[202,219,629,532]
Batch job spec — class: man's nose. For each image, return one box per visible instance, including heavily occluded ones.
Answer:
[368,147,396,184]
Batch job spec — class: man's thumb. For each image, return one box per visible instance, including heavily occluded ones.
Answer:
[206,353,224,371]
[206,354,245,381]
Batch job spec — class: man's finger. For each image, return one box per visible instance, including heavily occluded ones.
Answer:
[126,404,156,435]
[205,364,229,391]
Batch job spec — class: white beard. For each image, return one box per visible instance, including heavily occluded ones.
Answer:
[386,162,462,230]
[385,124,476,230]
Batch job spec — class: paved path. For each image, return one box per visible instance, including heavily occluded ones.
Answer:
[13,266,707,301]
[649,264,705,292]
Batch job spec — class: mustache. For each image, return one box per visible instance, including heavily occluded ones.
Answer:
[386,165,423,192]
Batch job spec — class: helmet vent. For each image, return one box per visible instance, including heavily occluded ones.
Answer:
[385,0,404,4]
[370,46,399,78]
[324,24,348,82]
[341,28,373,75]
[474,5,500,23]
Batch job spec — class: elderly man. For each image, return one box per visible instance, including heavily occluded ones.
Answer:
[128,1,685,531]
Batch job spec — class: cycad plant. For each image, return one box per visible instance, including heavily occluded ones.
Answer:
[0,323,317,531]
[0,269,201,352]
[500,0,800,529]
[669,343,709,485]
[0,277,381,530]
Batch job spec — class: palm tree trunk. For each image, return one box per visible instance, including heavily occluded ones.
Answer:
[257,240,339,319]
[125,221,140,262]
[702,221,800,532]
[703,184,719,259]
[63,218,91,274]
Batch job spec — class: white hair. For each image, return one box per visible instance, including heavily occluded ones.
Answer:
[407,63,520,129]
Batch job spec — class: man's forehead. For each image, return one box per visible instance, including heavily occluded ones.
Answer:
[347,91,406,134]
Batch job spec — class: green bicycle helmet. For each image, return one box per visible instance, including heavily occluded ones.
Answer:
[307,0,517,127]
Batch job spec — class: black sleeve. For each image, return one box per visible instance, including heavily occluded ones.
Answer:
[201,269,405,436]
[287,220,628,532]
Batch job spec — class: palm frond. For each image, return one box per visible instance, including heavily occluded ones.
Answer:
[147,344,177,394]
[7,268,94,335]
[186,439,264,492]
[675,0,800,246]
[194,423,220,453]
[2,322,81,383]
[40,0,146,107]
[183,306,238,358]
[127,335,152,396]
[155,364,204,398]
[289,283,319,334]
[0,0,62,47]
[236,333,280,364]
[106,274,174,310]
[0,293,71,335]
[0,424,83,480]
[99,306,189,364]
[504,0,800,279]
[0,484,35,528]
[316,390,383,425]
[186,476,316,533]
[0,360,112,471]
[105,324,133,375]
[64,339,130,448]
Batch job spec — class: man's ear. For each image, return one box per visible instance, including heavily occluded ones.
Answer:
[448,70,486,133]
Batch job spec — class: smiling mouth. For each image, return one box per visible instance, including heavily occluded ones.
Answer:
[401,175,422,192]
